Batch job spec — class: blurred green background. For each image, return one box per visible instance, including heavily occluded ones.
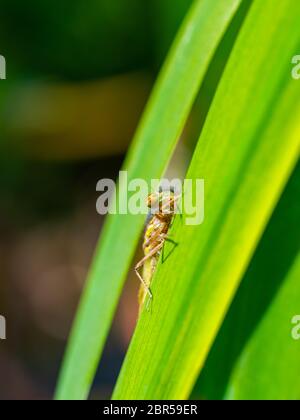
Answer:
[0,0,196,399]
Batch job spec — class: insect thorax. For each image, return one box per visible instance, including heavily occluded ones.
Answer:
[143,214,171,254]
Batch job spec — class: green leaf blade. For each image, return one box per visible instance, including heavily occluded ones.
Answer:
[228,254,300,400]
[55,0,243,400]
[193,163,300,400]
[113,0,300,399]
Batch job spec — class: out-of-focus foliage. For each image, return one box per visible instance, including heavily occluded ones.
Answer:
[0,0,152,79]
[0,0,200,400]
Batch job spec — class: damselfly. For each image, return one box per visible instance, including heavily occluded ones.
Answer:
[135,189,179,312]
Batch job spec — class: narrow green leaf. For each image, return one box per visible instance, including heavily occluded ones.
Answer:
[113,0,300,399]
[55,0,243,400]
[193,163,300,400]
[227,254,300,400]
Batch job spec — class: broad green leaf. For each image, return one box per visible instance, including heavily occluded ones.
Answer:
[55,0,243,400]
[113,0,300,399]
[193,163,300,400]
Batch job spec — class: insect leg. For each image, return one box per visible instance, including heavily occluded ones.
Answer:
[135,268,153,300]
[158,233,178,263]
[135,242,164,301]
[135,241,164,270]
[160,194,181,213]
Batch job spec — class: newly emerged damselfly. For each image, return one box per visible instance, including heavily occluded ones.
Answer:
[135,189,179,313]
